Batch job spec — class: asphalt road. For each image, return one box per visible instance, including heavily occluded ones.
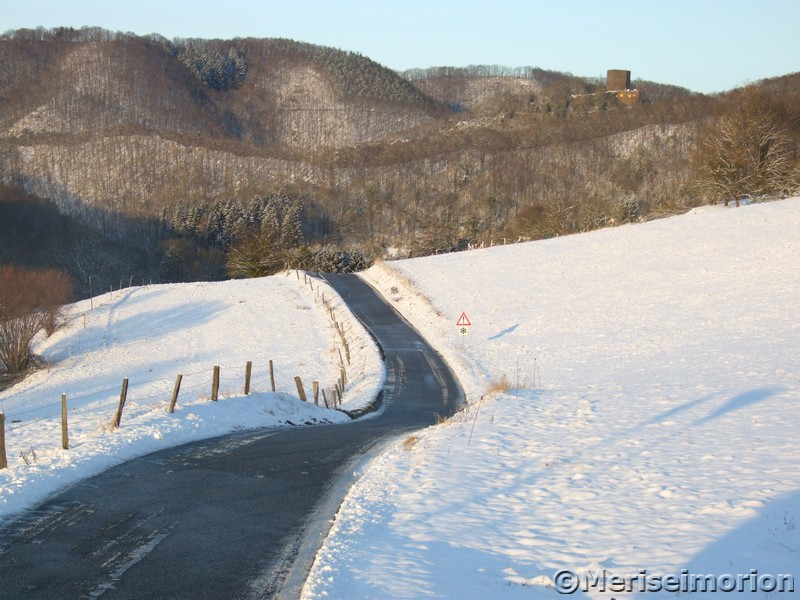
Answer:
[0,274,464,599]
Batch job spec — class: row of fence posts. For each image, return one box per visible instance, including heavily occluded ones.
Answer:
[0,270,354,470]
[296,269,351,367]
[296,269,351,406]
[0,353,345,469]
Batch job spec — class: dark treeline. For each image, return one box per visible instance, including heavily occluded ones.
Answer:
[0,185,161,299]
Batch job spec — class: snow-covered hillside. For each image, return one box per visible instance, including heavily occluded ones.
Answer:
[304,198,800,599]
[0,273,383,520]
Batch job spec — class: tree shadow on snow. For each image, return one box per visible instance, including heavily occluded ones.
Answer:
[631,489,800,599]
[488,323,520,340]
[102,300,229,346]
[645,386,786,428]
[693,386,785,426]
[645,391,721,426]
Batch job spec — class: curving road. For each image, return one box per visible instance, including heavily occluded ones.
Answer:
[0,274,463,599]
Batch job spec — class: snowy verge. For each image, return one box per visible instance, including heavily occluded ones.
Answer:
[301,270,387,416]
[304,198,800,599]
[361,260,489,402]
[0,272,384,522]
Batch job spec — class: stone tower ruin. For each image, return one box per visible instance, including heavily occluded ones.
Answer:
[606,69,632,92]
[606,69,639,105]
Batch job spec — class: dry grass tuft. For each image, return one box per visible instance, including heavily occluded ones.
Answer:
[402,435,419,450]
[486,374,510,395]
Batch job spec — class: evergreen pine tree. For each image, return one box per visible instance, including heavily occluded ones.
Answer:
[281,200,305,249]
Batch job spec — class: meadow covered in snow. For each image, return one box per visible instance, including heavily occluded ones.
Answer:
[304,198,800,599]
[0,274,383,520]
[1,197,798,599]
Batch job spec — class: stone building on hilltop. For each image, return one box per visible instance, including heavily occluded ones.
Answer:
[606,69,640,105]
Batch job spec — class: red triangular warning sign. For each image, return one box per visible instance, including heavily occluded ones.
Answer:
[456,312,471,326]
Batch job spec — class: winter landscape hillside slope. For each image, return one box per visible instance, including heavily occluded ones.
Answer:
[0,274,383,519]
[303,198,800,599]
[1,197,798,599]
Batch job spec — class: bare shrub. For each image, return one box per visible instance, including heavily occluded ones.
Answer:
[0,266,72,375]
[226,229,286,278]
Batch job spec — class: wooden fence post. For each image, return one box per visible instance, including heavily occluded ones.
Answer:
[269,360,276,392]
[114,378,129,428]
[313,381,319,406]
[294,376,307,402]
[61,393,69,450]
[322,389,329,409]
[168,374,183,413]
[212,366,220,401]
[0,413,7,469]
[244,361,252,395]
[344,341,351,366]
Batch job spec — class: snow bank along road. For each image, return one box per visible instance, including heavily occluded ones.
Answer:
[0,274,464,599]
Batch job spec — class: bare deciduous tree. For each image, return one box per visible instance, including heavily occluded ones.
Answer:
[0,267,72,376]
[693,90,796,206]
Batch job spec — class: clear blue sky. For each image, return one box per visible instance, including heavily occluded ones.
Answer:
[2,0,798,93]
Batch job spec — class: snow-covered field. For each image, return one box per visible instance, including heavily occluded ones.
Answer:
[2,198,798,599]
[303,198,800,599]
[0,273,383,520]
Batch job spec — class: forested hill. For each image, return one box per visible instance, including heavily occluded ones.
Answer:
[1,27,798,295]
[0,28,442,148]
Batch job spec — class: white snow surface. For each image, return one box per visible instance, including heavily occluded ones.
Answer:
[0,272,384,521]
[303,198,800,599]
